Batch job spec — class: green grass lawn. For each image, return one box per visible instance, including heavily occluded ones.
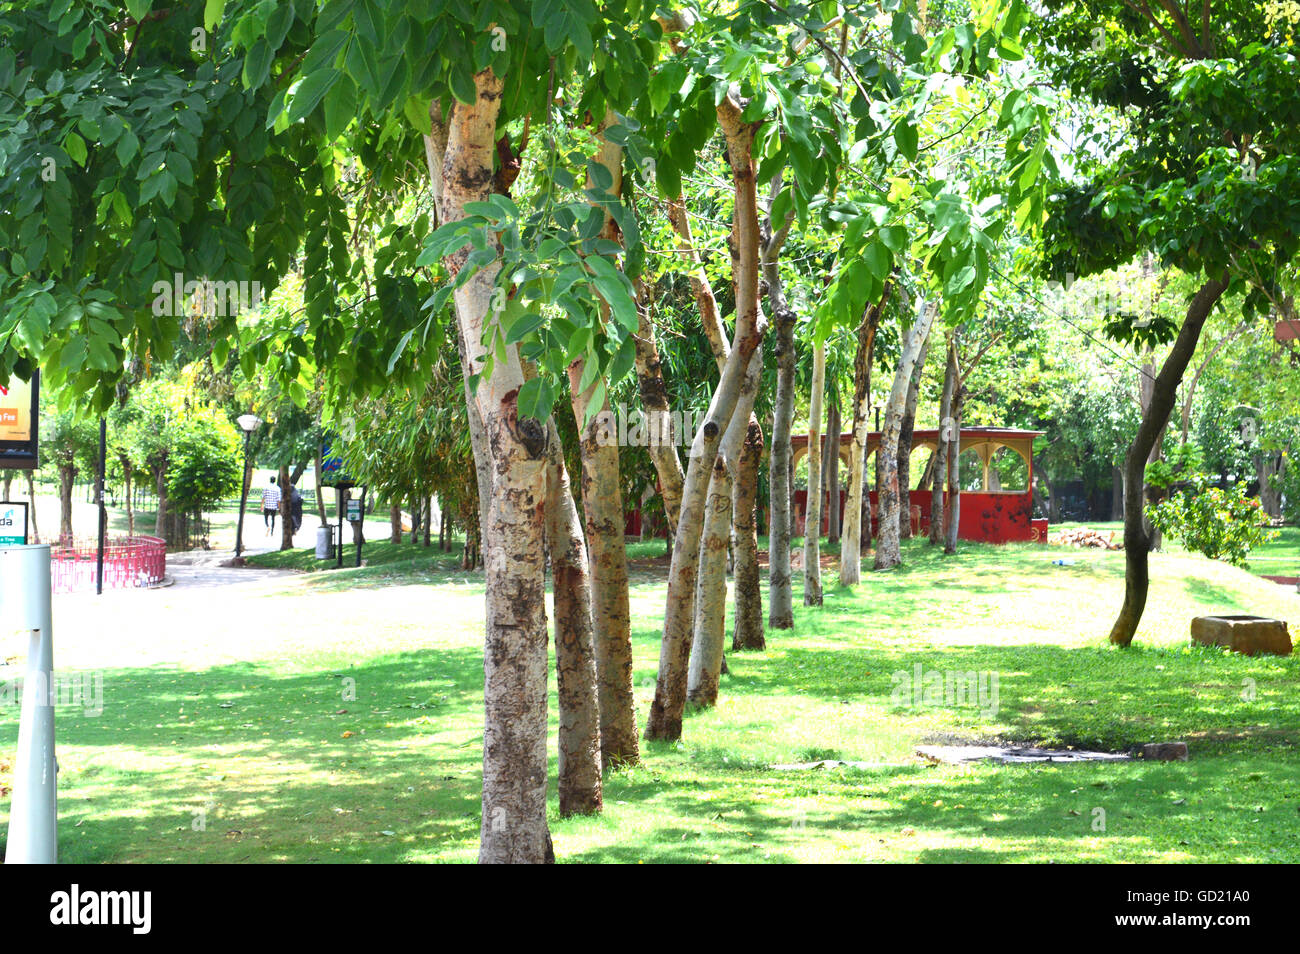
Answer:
[2,534,1298,863]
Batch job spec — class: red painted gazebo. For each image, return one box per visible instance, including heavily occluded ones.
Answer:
[790,426,1047,543]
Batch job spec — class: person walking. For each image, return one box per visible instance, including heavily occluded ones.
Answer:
[261,476,281,536]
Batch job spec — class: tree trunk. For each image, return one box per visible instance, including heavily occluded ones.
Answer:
[390,504,403,543]
[825,402,841,543]
[897,333,931,539]
[944,386,964,555]
[645,98,762,743]
[154,466,168,540]
[876,302,936,569]
[314,446,329,526]
[123,462,134,537]
[687,455,732,707]
[544,421,603,816]
[631,280,685,534]
[804,341,826,605]
[930,333,955,546]
[1110,276,1228,647]
[568,113,639,768]
[58,465,75,544]
[438,71,553,863]
[841,293,886,581]
[767,297,797,624]
[731,417,765,650]
[26,472,40,543]
[279,464,293,550]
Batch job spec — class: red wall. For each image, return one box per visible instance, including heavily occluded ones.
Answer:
[793,488,1038,543]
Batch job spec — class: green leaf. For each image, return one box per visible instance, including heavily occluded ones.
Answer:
[894,120,918,162]
[204,0,226,32]
[288,69,341,123]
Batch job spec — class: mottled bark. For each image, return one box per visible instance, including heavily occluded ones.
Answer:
[687,455,732,707]
[731,417,765,650]
[58,465,75,543]
[825,401,841,543]
[804,341,825,605]
[646,97,763,743]
[632,282,685,533]
[840,292,886,583]
[544,422,603,815]
[439,71,553,864]
[279,465,293,550]
[875,302,935,569]
[390,504,403,543]
[768,306,796,624]
[1110,276,1227,647]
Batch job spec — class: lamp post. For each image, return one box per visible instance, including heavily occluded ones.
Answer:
[234,414,262,558]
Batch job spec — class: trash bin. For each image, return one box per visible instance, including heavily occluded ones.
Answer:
[315,526,334,560]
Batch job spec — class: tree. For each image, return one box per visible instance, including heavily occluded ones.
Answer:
[1036,0,1300,645]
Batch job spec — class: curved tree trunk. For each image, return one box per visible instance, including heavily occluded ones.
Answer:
[645,98,762,743]
[841,292,886,582]
[687,455,733,707]
[804,341,826,605]
[876,302,936,569]
[1110,275,1228,647]
[544,422,603,816]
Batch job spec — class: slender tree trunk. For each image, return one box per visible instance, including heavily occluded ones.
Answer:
[154,465,168,539]
[424,496,432,546]
[897,334,931,539]
[631,280,685,534]
[876,302,936,569]
[438,72,553,863]
[731,417,765,650]
[544,422,603,816]
[279,464,293,550]
[313,446,328,526]
[123,462,134,537]
[930,333,955,545]
[767,297,797,624]
[1110,276,1228,647]
[841,293,886,581]
[825,402,841,543]
[804,341,826,605]
[58,465,75,544]
[569,110,638,768]
[26,471,40,543]
[645,98,762,743]
[390,504,403,543]
[687,456,733,707]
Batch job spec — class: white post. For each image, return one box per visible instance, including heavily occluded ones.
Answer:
[2,544,57,864]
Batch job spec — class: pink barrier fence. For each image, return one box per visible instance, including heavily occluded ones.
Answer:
[50,535,167,594]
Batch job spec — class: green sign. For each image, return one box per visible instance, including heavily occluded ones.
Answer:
[346,498,361,522]
[0,501,28,545]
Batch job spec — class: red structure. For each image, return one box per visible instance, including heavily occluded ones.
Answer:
[51,535,167,594]
[790,426,1048,544]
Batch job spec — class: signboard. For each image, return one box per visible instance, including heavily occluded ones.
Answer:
[320,431,353,489]
[0,370,38,470]
[0,501,29,545]
[346,498,362,523]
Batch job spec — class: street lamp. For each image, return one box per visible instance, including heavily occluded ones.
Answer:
[234,414,263,558]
